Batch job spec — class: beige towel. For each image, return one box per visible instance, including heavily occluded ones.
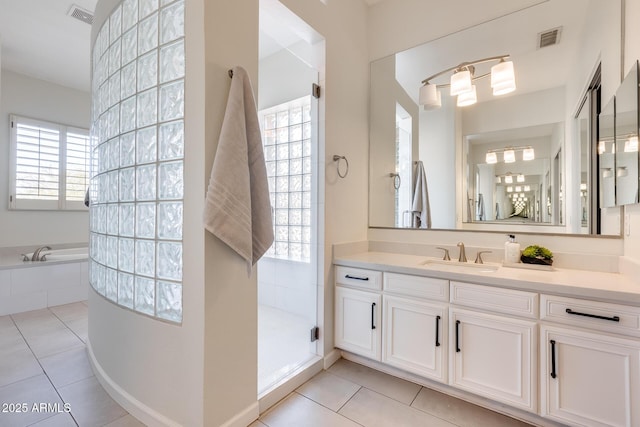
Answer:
[204,66,274,266]
[412,161,432,228]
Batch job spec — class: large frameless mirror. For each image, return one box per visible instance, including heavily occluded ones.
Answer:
[368,0,622,235]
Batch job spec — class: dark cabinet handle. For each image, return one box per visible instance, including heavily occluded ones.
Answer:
[346,274,369,281]
[435,315,441,347]
[371,303,376,330]
[455,320,461,352]
[566,308,620,322]
[550,340,557,378]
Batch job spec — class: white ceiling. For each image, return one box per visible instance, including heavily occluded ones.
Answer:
[0,0,589,97]
[0,0,98,92]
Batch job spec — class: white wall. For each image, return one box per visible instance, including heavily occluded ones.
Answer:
[462,87,565,136]
[419,94,457,228]
[258,47,317,110]
[88,0,206,426]
[88,0,369,425]
[0,70,90,248]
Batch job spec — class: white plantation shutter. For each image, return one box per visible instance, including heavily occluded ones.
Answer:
[9,115,90,210]
[65,129,91,204]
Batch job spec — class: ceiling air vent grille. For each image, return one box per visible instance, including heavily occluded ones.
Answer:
[538,27,562,49]
[68,4,94,25]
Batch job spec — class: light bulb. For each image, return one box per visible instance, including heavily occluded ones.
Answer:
[522,147,535,161]
[486,152,497,164]
[450,69,472,96]
[457,85,477,107]
[503,149,516,163]
[491,60,516,95]
[419,83,442,110]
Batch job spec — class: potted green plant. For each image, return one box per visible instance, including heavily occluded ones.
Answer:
[521,245,553,266]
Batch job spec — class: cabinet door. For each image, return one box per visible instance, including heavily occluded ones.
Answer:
[540,325,640,427]
[450,308,536,412]
[335,287,382,360]
[383,295,447,382]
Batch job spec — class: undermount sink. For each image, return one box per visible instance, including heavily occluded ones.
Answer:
[420,259,499,273]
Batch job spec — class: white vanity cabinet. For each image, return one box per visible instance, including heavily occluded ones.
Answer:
[334,267,383,360]
[449,282,538,412]
[540,295,640,427]
[382,273,448,383]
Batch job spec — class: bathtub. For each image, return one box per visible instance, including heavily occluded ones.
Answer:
[0,246,88,316]
[24,247,89,262]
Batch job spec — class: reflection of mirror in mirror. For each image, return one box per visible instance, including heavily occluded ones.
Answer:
[466,123,562,226]
[368,0,622,235]
[599,96,616,208]
[615,61,639,205]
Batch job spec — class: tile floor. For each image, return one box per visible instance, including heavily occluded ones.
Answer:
[2,302,535,427]
[252,359,535,427]
[0,302,142,427]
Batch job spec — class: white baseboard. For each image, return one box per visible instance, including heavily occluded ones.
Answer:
[86,340,182,427]
[220,402,259,427]
[323,349,341,369]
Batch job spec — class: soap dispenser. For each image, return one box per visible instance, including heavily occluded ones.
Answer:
[504,234,521,263]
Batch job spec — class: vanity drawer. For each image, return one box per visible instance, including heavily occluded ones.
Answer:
[450,281,538,319]
[384,272,448,302]
[335,266,382,291]
[540,294,640,337]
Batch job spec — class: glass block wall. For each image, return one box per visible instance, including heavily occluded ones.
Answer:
[260,97,312,262]
[89,0,185,323]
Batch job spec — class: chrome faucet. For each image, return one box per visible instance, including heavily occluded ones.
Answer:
[31,246,51,261]
[457,242,467,263]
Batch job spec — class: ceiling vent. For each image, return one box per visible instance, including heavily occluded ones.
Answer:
[67,4,94,25]
[538,27,562,49]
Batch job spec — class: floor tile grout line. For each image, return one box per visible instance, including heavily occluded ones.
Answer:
[11,308,81,427]
[49,306,87,344]
[294,392,366,427]
[334,384,362,413]
[409,385,422,407]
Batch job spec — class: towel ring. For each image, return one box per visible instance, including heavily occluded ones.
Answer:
[389,173,401,190]
[333,155,349,178]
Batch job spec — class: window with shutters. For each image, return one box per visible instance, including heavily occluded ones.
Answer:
[9,115,91,210]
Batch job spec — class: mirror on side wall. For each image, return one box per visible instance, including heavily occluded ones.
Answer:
[368,0,622,235]
[615,61,640,206]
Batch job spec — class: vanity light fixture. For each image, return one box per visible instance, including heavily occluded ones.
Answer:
[602,168,613,178]
[617,166,629,177]
[419,55,515,109]
[580,183,587,191]
[524,185,531,192]
[624,135,639,152]
[598,140,606,155]
[517,174,525,183]
[504,174,513,184]
[485,146,535,164]
[507,186,513,192]
[515,186,522,192]
[495,176,501,183]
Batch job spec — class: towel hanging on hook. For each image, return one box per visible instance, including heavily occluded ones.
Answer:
[332,155,349,178]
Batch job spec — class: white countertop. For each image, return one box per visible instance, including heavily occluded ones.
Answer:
[334,252,640,306]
